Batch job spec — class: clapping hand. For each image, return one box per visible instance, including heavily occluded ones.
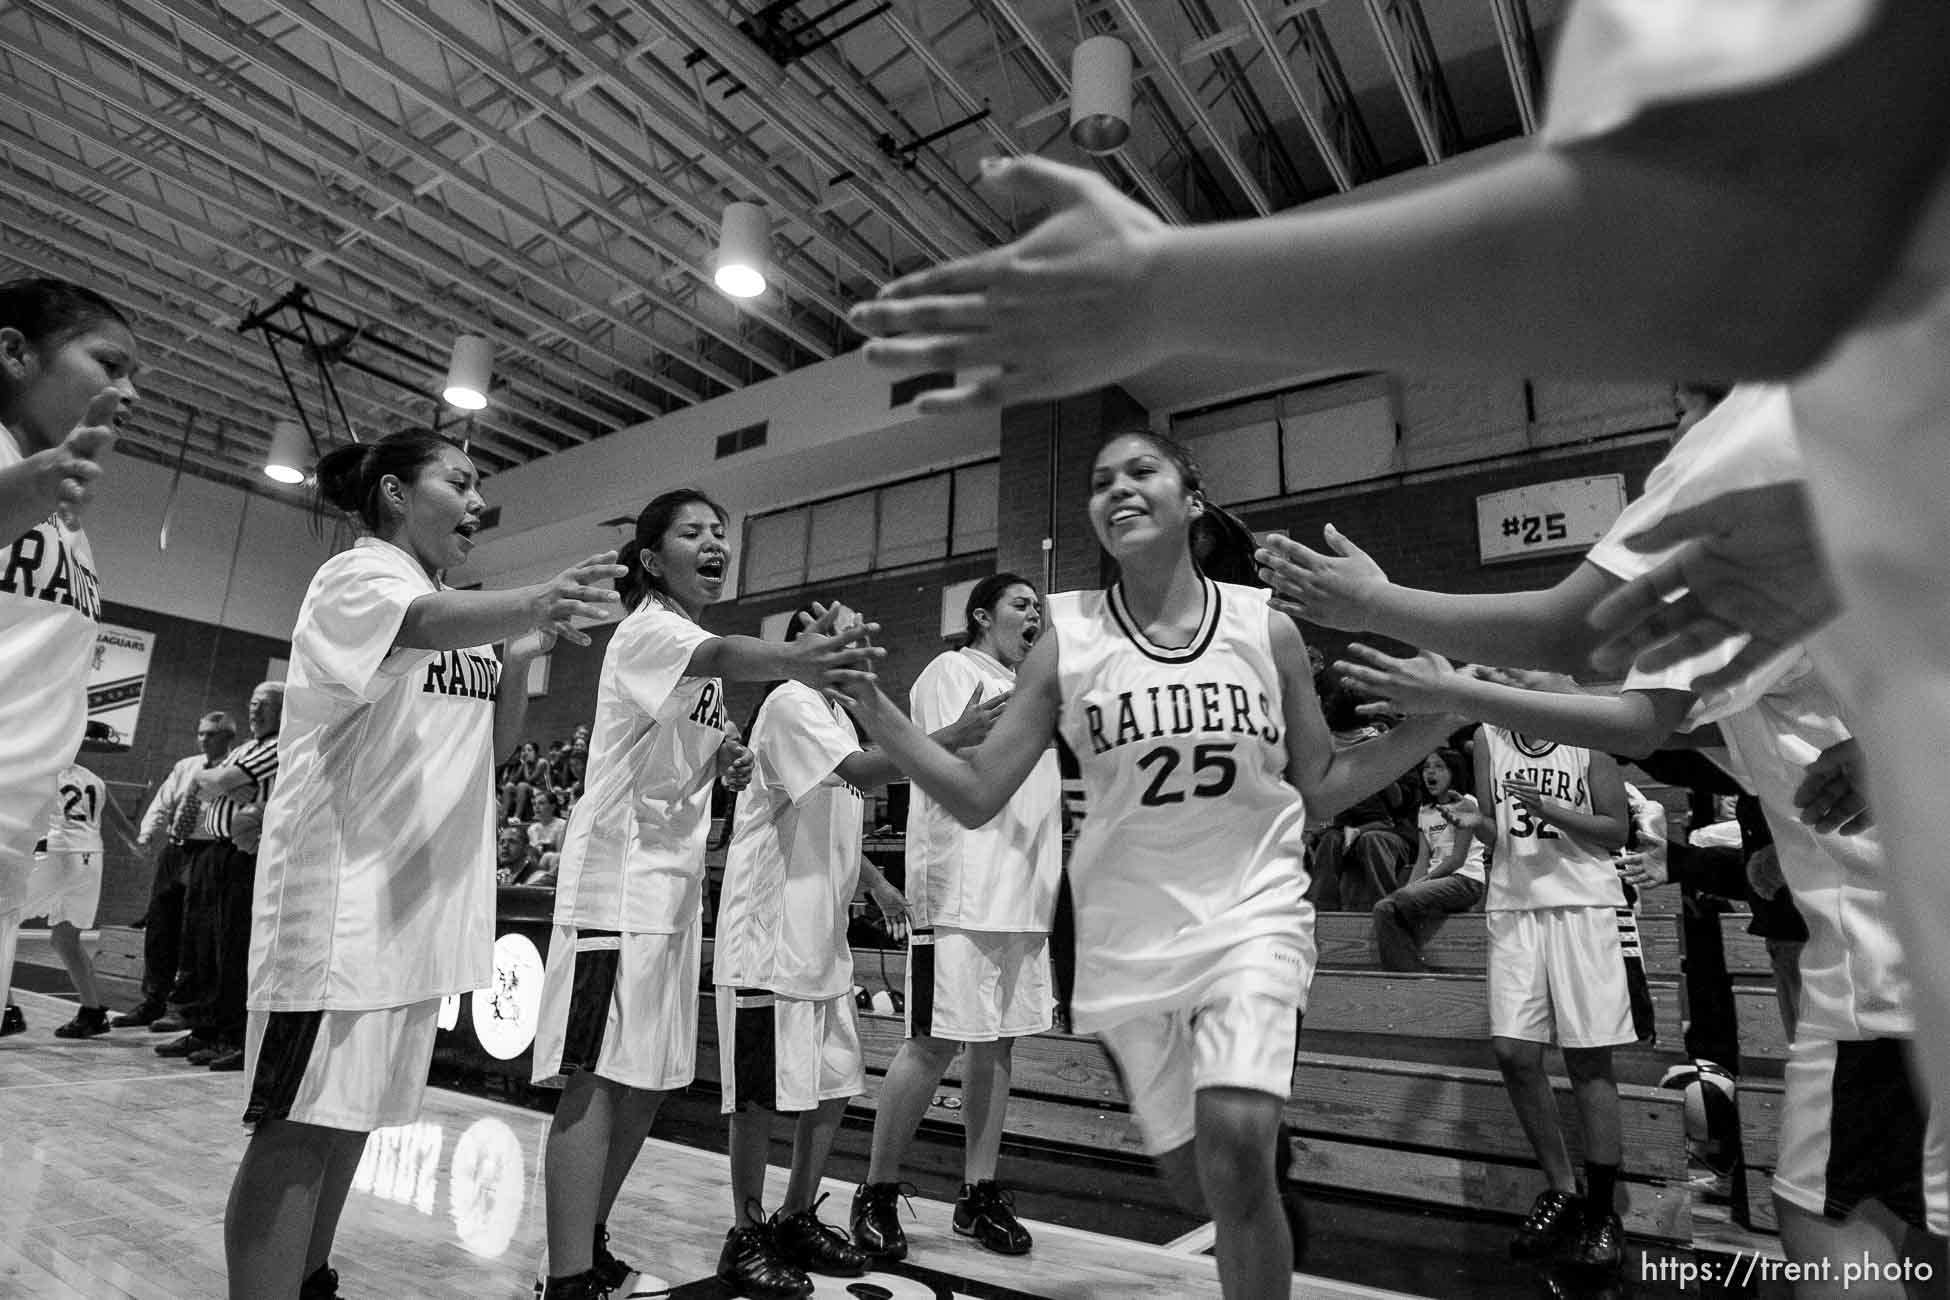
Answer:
[1793,737,1873,834]
[531,552,628,646]
[1334,644,1466,719]
[848,157,1172,413]
[1254,526,1388,630]
[1587,482,1838,693]
[936,685,1008,752]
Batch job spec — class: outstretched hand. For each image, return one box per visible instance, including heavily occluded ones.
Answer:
[1255,526,1387,631]
[1332,644,1464,719]
[531,552,628,645]
[799,601,885,701]
[38,388,121,517]
[1587,482,1839,693]
[847,156,1173,412]
[937,685,1008,752]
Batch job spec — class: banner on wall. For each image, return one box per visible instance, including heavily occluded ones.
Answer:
[84,624,156,752]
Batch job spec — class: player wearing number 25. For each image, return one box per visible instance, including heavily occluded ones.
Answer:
[837,430,1455,1300]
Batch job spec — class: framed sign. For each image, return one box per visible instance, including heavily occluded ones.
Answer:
[1476,475,1626,565]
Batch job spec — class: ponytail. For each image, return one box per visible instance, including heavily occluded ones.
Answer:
[1190,503,1264,587]
[314,430,459,534]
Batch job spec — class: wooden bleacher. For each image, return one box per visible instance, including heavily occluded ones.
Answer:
[694,909,1699,1245]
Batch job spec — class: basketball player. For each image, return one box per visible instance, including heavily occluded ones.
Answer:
[531,489,881,1300]
[1453,726,1635,1270]
[224,431,627,1300]
[853,573,1061,1263]
[714,601,995,1297]
[836,431,1456,1300]
[842,3,1950,1177]
[0,278,134,1038]
[0,764,111,1037]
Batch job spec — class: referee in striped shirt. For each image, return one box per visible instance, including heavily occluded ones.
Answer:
[166,682,282,1071]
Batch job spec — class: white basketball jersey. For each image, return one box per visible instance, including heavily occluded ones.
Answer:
[252,538,502,1011]
[714,682,866,1000]
[1049,579,1312,1031]
[45,764,104,854]
[0,423,102,883]
[553,597,730,935]
[904,647,1062,932]
[1478,727,1624,911]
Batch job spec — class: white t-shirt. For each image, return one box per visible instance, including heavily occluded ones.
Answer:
[1413,803,1487,886]
[904,647,1062,932]
[1049,580,1312,1032]
[250,538,502,1012]
[0,422,102,891]
[45,764,104,854]
[714,682,867,1000]
[1477,727,1625,912]
[552,597,730,935]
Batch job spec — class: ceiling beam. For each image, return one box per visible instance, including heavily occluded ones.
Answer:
[1489,0,1541,136]
[290,0,829,366]
[1235,0,1352,192]
[10,3,670,426]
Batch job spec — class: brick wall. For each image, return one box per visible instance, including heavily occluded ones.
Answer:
[87,602,292,926]
[997,386,1146,594]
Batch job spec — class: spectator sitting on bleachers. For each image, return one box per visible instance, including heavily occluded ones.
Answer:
[1372,748,1488,971]
[527,789,567,875]
[499,741,549,822]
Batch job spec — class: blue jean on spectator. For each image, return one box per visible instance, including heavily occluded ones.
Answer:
[1308,826,1414,912]
[1372,873,1486,972]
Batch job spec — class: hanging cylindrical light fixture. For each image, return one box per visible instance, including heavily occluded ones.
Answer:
[1069,35,1133,155]
[263,420,310,484]
[714,202,770,299]
[443,334,493,411]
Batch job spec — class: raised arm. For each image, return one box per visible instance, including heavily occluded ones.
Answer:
[838,688,1005,790]
[841,635,1062,828]
[397,553,625,651]
[1255,527,1620,673]
[1334,644,1694,758]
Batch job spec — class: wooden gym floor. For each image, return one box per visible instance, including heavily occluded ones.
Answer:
[0,986,1437,1300]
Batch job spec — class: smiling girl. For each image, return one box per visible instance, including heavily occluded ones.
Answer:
[836,431,1455,1299]
[531,488,881,1300]
[224,431,626,1300]
[0,278,137,1038]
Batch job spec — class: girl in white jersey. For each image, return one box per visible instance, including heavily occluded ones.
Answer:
[533,489,881,1300]
[713,601,990,1297]
[838,431,1457,1300]
[853,572,1057,1264]
[224,431,627,1300]
[0,279,134,1038]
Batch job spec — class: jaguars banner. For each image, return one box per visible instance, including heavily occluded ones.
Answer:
[87,624,155,751]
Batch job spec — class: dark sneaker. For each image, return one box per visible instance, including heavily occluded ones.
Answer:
[149,1015,190,1034]
[850,1181,910,1262]
[1510,1189,1584,1260]
[156,1032,212,1058]
[1570,1211,1626,1274]
[111,1001,165,1029]
[539,1269,612,1299]
[207,1046,246,1072]
[716,1201,812,1300]
[1,1004,25,1037]
[1273,1124,1308,1268]
[299,1262,342,1299]
[187,1043,223,1065]
[775,1194,870,1277]
[591,1222,635,1293]
[54,1006,111,1039]
[953,1180,1032,1256]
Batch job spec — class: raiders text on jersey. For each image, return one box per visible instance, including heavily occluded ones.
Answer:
[423,649,502,700]
[1,524,102,619]
[1080,681,1281,757]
